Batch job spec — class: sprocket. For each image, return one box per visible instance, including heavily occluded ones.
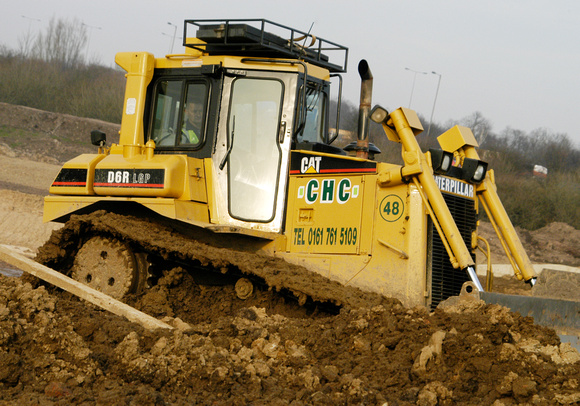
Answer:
[71,236,147,300]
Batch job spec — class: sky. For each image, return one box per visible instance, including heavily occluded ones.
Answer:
[2,0,579,146]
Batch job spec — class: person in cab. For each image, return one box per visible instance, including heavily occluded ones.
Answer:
[182,100,203,145]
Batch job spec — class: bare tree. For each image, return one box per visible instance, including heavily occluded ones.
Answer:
[32,17,87,68]
[460,111,493,145]
[17,31,37,59]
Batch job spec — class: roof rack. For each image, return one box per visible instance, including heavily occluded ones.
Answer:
[183,19,349,73]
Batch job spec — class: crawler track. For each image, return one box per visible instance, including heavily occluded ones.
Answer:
[36,210,392,311]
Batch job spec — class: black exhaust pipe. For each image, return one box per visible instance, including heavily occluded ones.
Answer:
[357,60,373,159]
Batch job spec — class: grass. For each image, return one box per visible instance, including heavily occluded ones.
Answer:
[495,171,580,230]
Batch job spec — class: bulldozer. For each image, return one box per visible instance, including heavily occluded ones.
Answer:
[37,19,578,341]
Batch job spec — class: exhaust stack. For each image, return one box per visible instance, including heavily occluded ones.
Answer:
[357,59,373,159]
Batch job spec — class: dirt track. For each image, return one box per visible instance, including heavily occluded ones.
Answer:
[1,105,580,405]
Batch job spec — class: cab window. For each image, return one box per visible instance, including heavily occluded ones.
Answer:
[150,80,208,148]
[297,85,327,144]
[227,77,284,222]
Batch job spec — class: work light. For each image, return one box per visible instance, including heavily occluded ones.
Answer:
[91,130,107,147]
[429,149,453,174]
[462,158,488,183]
[370,105,389,123]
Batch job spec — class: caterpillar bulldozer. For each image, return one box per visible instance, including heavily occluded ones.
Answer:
[38,19,578,341]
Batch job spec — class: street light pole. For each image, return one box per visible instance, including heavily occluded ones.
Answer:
[82,22,102,61]
[162,32,183,48]
[405,67,428,108]
[427,71,442,138]
[21,15,41,32]
[167,22,178,53]
[20,16,41,55]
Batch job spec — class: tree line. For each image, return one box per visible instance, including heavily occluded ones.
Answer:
[0,17,124,123]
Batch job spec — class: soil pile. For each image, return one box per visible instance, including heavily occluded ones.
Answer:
[0,102,120,165]
[478,222,580,267]
[2,270,579,405]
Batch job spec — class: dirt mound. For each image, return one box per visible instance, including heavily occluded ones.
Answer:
[2,271,579,405]
[0,189,61,250]
[477,221,580,267]
[0,102,120,164]
[527,223,580,266]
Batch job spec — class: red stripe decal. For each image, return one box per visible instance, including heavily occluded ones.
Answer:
[320,168,376,173]
[52,182,86,186]
[289,168,376,175]
[93,183,165,188]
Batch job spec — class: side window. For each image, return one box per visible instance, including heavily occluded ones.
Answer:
[151,80,182,146]
[297,85,327,144]
[150,80,208,148]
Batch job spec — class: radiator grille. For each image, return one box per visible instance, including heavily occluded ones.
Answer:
[429,193,477,309]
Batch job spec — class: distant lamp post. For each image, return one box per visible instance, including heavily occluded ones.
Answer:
[162,32,183,47]
[405,67,428,108]
[167,22,178,53]
[21,15,41,32]
[82,22,102,60]
[427,71,442,138]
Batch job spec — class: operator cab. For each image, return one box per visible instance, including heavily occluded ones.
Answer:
[144,19,348,159]
[143,19,349,233]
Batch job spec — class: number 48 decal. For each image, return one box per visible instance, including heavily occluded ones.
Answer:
[379,195,404,222]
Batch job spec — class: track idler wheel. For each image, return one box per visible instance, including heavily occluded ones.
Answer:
[71,236,148,300]
[235,277,254,300]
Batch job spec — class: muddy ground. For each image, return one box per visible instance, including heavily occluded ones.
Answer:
[0,104,579,405]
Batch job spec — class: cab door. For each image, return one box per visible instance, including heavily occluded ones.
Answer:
[211,69,297,233]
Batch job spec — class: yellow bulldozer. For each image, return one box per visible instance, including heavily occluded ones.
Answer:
[36,19,577,342]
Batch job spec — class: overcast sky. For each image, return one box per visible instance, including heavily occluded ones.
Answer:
[3,0,579,146]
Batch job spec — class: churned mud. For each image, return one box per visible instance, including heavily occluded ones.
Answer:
[2,210,579,405]
[35,210,394,312]
[2,269,580,405]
